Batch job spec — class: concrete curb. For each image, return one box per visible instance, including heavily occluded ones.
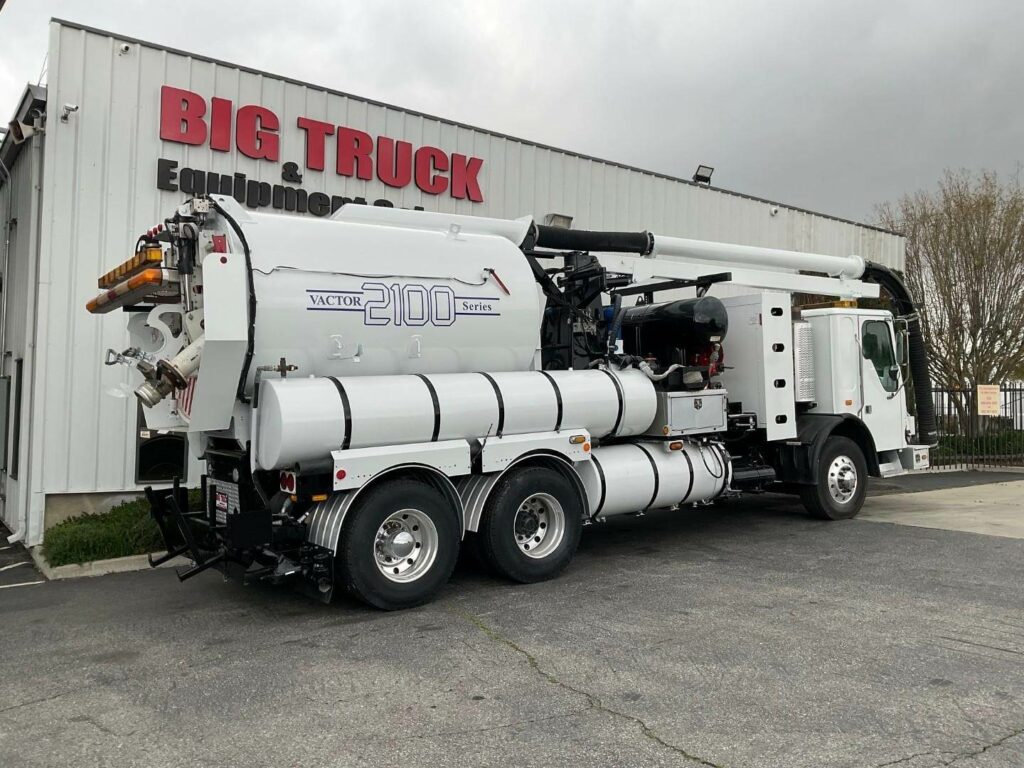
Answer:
[29,547,189,580]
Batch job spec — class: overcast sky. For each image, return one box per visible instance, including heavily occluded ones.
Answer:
[1,0,1021,222]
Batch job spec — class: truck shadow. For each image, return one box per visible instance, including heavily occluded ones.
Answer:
[210,493,821,616]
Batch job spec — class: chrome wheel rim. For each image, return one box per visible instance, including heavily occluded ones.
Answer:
[513,493,566,559]
[374,508,438,583]
[827,455,858,504]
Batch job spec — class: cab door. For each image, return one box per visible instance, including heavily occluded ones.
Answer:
[859,318,906,452]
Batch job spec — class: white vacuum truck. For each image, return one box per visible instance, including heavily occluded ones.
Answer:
[89,195,935,609]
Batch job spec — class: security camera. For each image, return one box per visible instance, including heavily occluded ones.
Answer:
[60,104,79,123]
[769,205,780,217]
[119,43,132,54]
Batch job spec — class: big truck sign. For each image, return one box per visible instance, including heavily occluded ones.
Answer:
[155,85,485,216]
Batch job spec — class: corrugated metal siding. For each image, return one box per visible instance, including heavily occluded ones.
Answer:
[34,20,904,495]
[0,133,40,531]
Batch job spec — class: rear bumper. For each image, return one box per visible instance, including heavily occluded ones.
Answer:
[146,470,335,601]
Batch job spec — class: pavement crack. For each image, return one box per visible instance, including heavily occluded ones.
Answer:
[874,751,939,767]
[450,606,726,768]
[0,689,72,715]
[942,725,1024,765]
[937,635,1024,657]
[69,714,118,736]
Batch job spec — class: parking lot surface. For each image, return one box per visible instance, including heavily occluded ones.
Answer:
[2,480,1024,767]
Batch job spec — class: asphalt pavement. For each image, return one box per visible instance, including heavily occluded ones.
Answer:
[2,477,1024,767]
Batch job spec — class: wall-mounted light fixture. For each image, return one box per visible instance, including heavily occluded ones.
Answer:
[692,164,714,185]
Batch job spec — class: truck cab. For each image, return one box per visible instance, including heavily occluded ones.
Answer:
[803,308,929,474]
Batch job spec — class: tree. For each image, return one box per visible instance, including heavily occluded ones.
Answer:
[877,170,1024,397]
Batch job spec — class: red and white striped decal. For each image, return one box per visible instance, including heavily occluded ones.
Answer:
[179,377,198,419]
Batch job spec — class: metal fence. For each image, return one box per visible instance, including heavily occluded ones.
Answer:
[930,384,1024,469]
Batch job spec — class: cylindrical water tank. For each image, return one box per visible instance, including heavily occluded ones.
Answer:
[206,201,546,394]
[256,368,657,469]
[576,441,729,517]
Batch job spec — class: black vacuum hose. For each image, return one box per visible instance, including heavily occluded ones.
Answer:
[533,225,654,255]
[861,262,938,446]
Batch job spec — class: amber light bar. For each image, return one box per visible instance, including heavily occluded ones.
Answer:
[86,268,178,314]
[97,245,163,289]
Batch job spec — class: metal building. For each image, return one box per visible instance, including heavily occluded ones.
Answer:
[0,19,904,545]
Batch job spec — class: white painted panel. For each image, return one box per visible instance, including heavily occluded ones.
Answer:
[719,293,798,441]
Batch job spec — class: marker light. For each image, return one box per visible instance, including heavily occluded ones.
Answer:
[86,268,177,314]
[97,245,163,289]
[668,441,684,451]
[569,435,587,444]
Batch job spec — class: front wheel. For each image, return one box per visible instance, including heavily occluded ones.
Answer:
[800,436,868,520]
[336,478,460,610]
[477,465,583,583]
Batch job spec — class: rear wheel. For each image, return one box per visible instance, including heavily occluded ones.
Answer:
[478,466,583,583]
[800,435,867,520]
[336,478,460,610]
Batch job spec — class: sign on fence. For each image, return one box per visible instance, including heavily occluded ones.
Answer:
[977,384,1001,416]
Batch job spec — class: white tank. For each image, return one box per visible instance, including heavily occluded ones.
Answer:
[204,198,544,392]
[576,442,729,517]
[255,368,658,469]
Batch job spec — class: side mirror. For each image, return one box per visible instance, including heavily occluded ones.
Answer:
[895,327,909,366]
[888,365,901,383]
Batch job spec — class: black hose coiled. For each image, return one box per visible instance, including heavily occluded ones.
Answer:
[905,314,938,445]
[861,261,937,446]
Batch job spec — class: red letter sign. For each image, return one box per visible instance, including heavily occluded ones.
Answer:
[160,86,207,145]
[297,117,335,171]
[209,97,233,152]
[236,105,280,161]
[337,127,374,180]
[376,137,413,188]
[450,153,484,202]
[414,147,449,195]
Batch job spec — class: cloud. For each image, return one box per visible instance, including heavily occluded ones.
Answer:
[1,0,1021,220]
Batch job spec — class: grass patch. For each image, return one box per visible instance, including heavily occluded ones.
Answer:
[43,489,201,567]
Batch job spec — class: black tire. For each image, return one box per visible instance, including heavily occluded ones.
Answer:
[800,435,868,520]
[335,478,460,610]
[478,466,583,583]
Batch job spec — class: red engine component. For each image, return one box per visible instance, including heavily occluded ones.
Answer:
[688,343,724,376]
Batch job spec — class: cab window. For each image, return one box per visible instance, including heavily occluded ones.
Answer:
[861,320,899,393]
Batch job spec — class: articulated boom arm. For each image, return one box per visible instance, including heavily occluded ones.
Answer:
[334,206,881,299]
[531,225,880,300]
[595,248,879,300]
[329,206,882,299]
